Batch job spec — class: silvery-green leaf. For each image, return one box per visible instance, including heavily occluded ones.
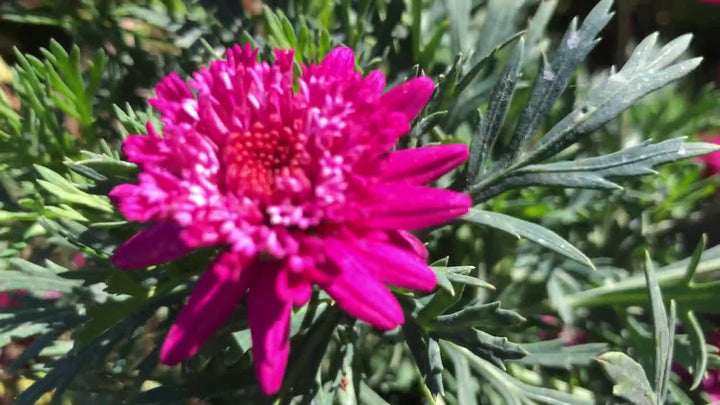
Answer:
[468,38,524,183]
[472,138,718,201]
[505,0,614,162]
[429,301,525,331]
[464,208,593,268]
[475,0,527,60]
[523,0,557,65]
[644,252,673,401]
[516,340,608,369]
[597,352,656,405]
[445,0,471,55]
[435,328,528,369]
[525,33,702,164]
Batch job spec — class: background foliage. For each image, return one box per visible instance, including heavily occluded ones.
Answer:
[1,0,720,404]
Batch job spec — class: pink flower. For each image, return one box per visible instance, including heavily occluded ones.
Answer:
[110,44,471,394]
[697,135,720,176]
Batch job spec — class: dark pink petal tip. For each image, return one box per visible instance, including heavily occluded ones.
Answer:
[320,47,356,79]
[324,238,405,330]
[380,77,435,121]
[159,252,252,365]
[112,222,193,270]
[381,144,470,185]
[248,269,292,395]
[364,185,472,230]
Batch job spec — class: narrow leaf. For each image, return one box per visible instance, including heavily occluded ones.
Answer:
[464,209,594,268]
[644,252,670,396]
[468,38,524,182]
[683,311,707,391]
[516,340,608,369]
[429,301,525,331]
[505,0,614,162]
[526,32,702,164]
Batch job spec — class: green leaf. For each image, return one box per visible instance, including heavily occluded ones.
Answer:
[444,272,495,290]
[523,0,557,65]
[71,151,138,178]
[454,31,524,98]
[547,269,580,324]
[597,352,656,405]
[410,111,447,138]
[113,103,151,137]
[428,301,525,331]
[35,165,113,213]
[74,300,145,346]
[0,261,83,293]
[0,323,51,347]
[447,341,593,405]
[8,323,81,374]
[16,293,179,405]
[644,252,673,401]
[263,6,294,49]
[516,340,608,369]
[435,328,527,369]
[430,266,456,296]
[682,310,707,390]
[468,38,524,182]
[418,20,448,68]
[282,306,342,395]
[403,321,444,397]
[525,33,702,164]
[336,343,358,405]
[445,0,471,55]
[0,210,38,222]
[39,218,116,258]
[474,0,526,60]
[504,0,614,162]
[135,367,261,403]
[566,243,720,309]
[106,270,147,297]
[464,208,594,268]
[446,344,478,405]
[358,381,390,405]
[477,138,718,198]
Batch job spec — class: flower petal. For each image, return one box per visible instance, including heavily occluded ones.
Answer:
[112,222,193,269]
[363,70,386,94]
[324,238,404,329]
[380,144,469,185]
[248,268,292,395]
[379,77,434,120]
[149,72,198,124]
[276,267,313,306]
[320,47,356,79]
[160,251,253,365]
[351,239,436,291]
[386,230,429,260]
[362,184,472,229]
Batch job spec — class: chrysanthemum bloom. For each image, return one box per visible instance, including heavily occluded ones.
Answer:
[110,44,471,394]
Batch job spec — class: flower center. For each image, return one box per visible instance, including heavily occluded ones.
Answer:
[222,122,309,198]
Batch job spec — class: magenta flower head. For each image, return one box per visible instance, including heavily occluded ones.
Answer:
[110,44,471,394]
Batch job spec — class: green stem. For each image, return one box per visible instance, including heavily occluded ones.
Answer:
[418,376,438,405]
[299,288,319,332]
